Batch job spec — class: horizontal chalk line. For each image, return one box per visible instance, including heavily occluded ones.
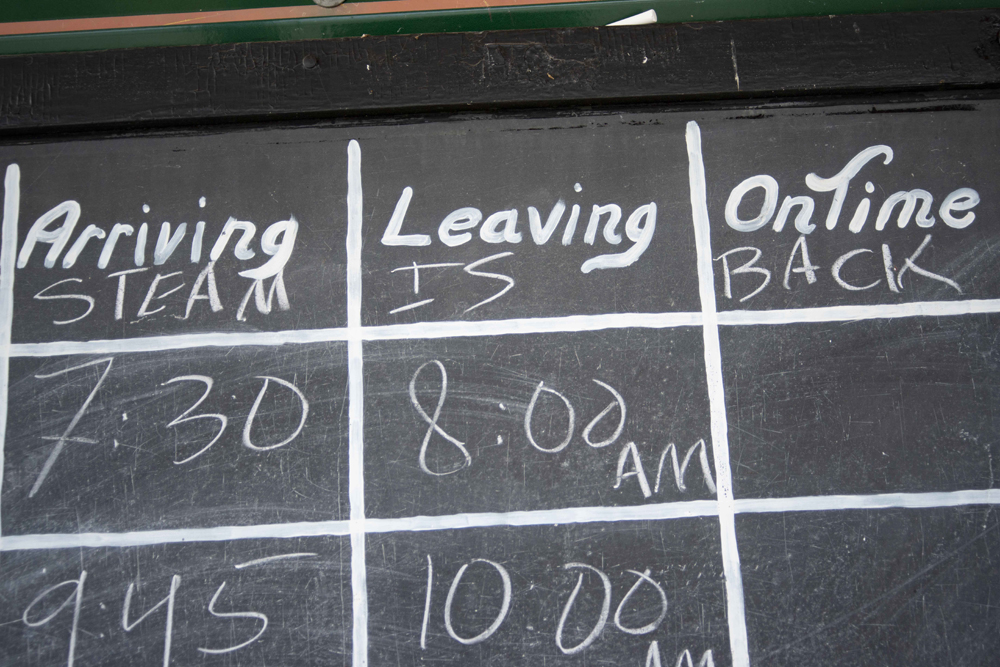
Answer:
[717,298,1000,326]
[9,312,701,357]
[365,501,721,533]
[0,503,718,551]
[363,312,702,340]
[10,328,352,357]
[9,298,1000,358]
[1,520,353,551]
[734,489,1000,514]
[234,552,318,569]
[4,490,1000,551]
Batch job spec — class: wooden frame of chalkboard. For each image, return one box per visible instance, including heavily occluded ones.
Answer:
[0,10,997,133]
[1,9,1000,667]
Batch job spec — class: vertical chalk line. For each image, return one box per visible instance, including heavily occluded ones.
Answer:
[0,165,19,546]
[346,141,368,667]
[686,122,751,667]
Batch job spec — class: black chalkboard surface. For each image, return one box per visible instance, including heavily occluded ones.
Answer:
[1,10,1000,667]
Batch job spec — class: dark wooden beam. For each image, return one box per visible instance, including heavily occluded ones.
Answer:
[1,10,998,134]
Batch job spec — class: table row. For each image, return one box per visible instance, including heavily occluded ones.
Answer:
[3,317,998,535]
[2,508,997,667]
[3,101,998,344]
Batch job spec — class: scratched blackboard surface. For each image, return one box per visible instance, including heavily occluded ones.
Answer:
[2,12,1000,667]
[366,520,729,667]
[0,537,351,667]
[2,343,348,534]
[363,329,713,518]
[357,115,702,324]
[5,128,349,344]
[723,314,1000,500]
[703,104,1000,311]
[704,104,1000,310]
[738,507,1000,666]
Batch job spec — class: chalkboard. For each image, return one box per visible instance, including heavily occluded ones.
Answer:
[1,10,1000,667]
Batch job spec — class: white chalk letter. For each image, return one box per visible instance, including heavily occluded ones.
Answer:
[614,568,667,635]
[528,200,566,245]
[34,279,94,325]
[939,187,979,229]
[585,204,621,245]
[783,235,819,289]
[18,200,81,269]
[197,582,268,655]
[181,261,223,319]
[524,381,575,454]
[772,195,815,234]
[438,208,481,247]
[242,376,309,451]
[613,441,652,498]
[23,571,87,667]
[831,248,879,291]
[714,247,770,302]
[137,271,185,318]
[153,222,187,265]
[410,360,472,475]
[653,439,716,494]
[240,218,298,280]
[556,563,611,655]
[582,379,626,448]
[98,223,134,270]
[382,187,431,246]
[725,175,778,232]
[210,218,257,261]
[161,375,227,464]
[122,574,181,667]
[805,145,893,230]
[463,252,514,313]
[443,560,512,645]
[581,203,657,273]
[875,189,935,230]
[62,224,106,268]
[480,209,522,244]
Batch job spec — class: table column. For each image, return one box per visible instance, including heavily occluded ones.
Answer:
[698,100,1000,666]
[0,129,356,666]
[353,113,737,667]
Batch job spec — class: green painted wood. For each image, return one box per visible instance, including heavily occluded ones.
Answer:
[0,0,995,55]
[1,1,309,24]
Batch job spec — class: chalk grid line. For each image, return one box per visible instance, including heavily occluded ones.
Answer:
[4,489,1000,552]
[687,121,751,667]
[346,140,368,667]
[0,164,20,552]
[9,297,1000,358]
